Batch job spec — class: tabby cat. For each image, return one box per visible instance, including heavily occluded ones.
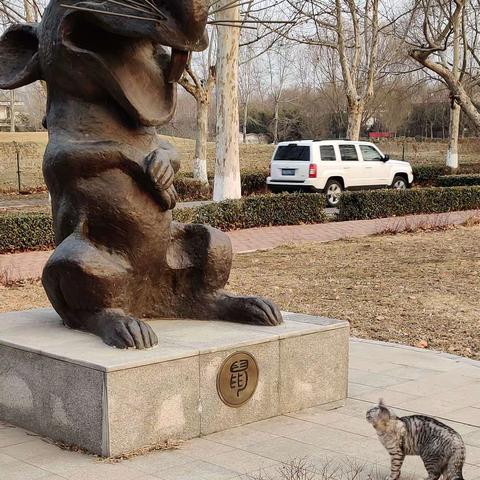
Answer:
[366,400,465,480]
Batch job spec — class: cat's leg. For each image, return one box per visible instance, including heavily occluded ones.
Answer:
[43,232,158,349]
[422,455,443,480]
[442,450,465,480]
[388,450,405,480]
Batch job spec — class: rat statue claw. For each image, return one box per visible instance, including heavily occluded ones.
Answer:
[0,0,283,349]
[145,150,179,211]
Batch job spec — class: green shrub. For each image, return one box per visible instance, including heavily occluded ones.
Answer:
[174,169,269,201]
[174,174,212,201]
[437,174,480,187]
[413,165,450,185]
[174,193,328,231]
[241,170,269,195]
[1,193,327,252]
[0,212,54,253]
[413,164,480,186]
[338,186,480,221]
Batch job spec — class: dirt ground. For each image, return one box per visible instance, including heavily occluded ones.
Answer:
[227,226,480,360]
[1,226,479,360]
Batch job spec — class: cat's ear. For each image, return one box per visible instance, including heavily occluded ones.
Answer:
[0,24,42,89]
[379,398,385,407]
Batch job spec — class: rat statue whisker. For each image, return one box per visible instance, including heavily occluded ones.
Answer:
[103,0,163,18]
[60,4,161,22]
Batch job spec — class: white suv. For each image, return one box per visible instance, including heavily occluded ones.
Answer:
[267,140,414,207]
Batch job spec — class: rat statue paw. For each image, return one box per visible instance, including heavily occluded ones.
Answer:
[216,294,284,326]
[97,313,158,349]
[240,297,283,326]
[144,150,178,210]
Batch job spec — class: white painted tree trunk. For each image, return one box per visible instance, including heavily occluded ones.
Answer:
[213,4,241,202]
[347,101,362,140]
[447,3,461,171]
[447,104,460,170]
[193,99,209,184]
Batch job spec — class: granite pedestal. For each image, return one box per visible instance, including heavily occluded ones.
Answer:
[0,309,349,456]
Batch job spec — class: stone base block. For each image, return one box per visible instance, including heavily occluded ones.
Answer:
[0,309,349,456]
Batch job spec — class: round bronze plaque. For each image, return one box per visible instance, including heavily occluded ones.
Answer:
[216,352,259,408]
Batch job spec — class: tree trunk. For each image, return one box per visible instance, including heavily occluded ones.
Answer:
[193,99,209,184]
[347,102,362,140]
[447,104,460,170]
[213,3,241,202]
[447,3,461,171]
[10,90,15,133]
[273,100,279,144]
[242,101,248,144]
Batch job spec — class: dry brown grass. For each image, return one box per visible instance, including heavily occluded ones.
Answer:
[227,225,480,360]
[1,226,479,360]
[2,133,480,193]
[0,132,49,144]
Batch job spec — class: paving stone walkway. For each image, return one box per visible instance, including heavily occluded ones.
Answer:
[1,209,479,283]
[1,339,479,480]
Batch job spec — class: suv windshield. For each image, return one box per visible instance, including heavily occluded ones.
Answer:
[274,145,310,161]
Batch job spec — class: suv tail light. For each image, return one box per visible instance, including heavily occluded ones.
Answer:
[309,164,317,178]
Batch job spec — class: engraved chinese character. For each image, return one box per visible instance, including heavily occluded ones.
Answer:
[230,359,249,397]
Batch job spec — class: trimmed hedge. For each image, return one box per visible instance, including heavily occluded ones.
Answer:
[413,164,480,186]
[173,193,328,231]
[0,193,327,253]
[0,212,54,253]
[175,169,269,201]
[437,174,480,187]
[338,186,480,221]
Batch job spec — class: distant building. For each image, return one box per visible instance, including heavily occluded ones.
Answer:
[0,99,25,130]
[239,133,271,144]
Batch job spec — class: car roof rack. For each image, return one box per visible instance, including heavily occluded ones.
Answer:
[314,138,352,142]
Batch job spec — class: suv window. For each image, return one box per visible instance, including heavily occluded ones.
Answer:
[274,145,310,161]
[360,145,383,162]
[339,145,358,161]
[320,145,336,161]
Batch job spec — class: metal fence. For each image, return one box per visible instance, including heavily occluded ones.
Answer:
[0,141,46,193]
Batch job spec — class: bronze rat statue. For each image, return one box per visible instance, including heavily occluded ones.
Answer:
[0,0,283,349]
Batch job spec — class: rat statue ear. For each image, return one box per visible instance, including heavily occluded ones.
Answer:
[0,24,42,89]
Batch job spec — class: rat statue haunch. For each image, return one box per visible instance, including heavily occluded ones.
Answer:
[0,0,283,349]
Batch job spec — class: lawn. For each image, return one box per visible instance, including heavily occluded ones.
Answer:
[1,226,479,360]
[1,131,480,192]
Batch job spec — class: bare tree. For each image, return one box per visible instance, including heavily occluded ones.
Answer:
[178,33,216,184]
[265,44,294,143]
[283,0,382,140]
[408,0,471,168]
[409,0,480,132]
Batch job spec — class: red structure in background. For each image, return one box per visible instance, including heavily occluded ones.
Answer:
[369,132,394,139]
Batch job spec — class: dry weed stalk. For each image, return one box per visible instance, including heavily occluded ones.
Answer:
[247,456,393,480]
[379,214,456,236]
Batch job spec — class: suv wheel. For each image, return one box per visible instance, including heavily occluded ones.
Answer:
[325,180,343,207]
[392,175,408,190]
